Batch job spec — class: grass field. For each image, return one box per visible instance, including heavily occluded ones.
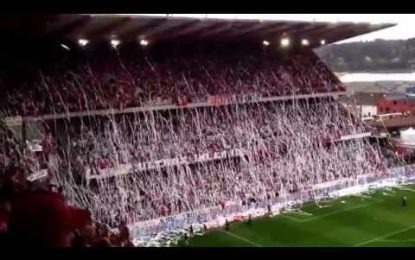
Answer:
[181,184,415,247]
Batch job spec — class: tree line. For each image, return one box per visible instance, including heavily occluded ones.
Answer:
[315,39,415,72]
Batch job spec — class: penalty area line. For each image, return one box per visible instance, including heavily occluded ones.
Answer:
[396,186,415,192]
[377,238,415,243]
[354,224,415,247]
[282,200,381,223]
[220,230,263,247]
[281,215,306,222]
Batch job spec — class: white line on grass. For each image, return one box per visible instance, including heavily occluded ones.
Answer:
[354,224,415,247]
[281,215,304,222]
[283,200,382,223]
[317,204,332,209]
[396,186,415,192]
[220,230,263,247]
[355,194,372,199]
[382,192,396,196]
[377,238,415,243]
[302,202,380,222]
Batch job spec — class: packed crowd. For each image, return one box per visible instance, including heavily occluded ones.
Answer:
[59,98,366,172]
[1,49,344,116]
[47,98,393,229]
[0,45,400,245]
[0,123,135,246]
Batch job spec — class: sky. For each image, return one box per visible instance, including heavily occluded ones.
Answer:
[104,14,415,43]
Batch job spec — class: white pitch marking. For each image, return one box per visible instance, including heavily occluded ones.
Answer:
[377,238,415,243]
[396,186,415,192]
[220,230,263,247]
[283,200,382,223]
[354,224,415,247]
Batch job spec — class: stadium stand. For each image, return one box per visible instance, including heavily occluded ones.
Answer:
[0,14,399,246]
[1,47,345,116]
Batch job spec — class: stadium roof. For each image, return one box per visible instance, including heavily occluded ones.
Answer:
[0,14,394,47]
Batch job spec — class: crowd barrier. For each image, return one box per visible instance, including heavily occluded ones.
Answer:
[127,164,415,247]
[85,131,371,182]
[85,148,244,182]
[23,91,345,122]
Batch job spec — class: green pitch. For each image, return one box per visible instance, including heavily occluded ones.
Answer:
[179,184,415,247]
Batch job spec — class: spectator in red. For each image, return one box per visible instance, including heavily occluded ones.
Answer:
[93,225,112,247]
[7,190,91,247]
[118,221,133,247]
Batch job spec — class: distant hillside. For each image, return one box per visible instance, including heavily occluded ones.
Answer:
[342,81,412,96]
[315,39,415,72]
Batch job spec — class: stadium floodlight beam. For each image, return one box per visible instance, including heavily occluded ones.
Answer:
[301,39,310,46]
[60,43,70,50]
[78,39,89,47]
[320,39,326,45]
[280,37,290,48]
[111,39,121,48]
[140,39,149,46]
[262,40,270,46]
